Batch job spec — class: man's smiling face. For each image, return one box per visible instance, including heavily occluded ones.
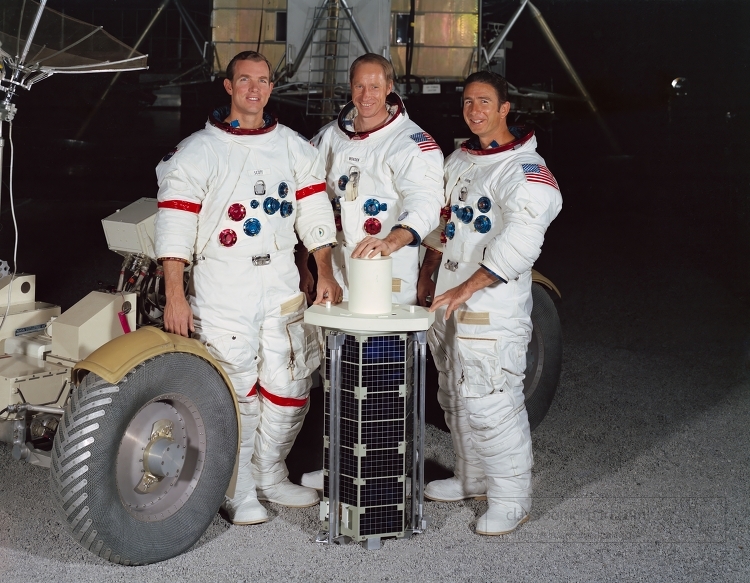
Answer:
[224,58,273,126]
[462,81,511,147]
[350,62,393,132]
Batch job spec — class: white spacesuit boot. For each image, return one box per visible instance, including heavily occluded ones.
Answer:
[221,399,268,525]
[300,469,325,490]
[252,398,320,507]
[424,397,487,502]
[468,392,533,536]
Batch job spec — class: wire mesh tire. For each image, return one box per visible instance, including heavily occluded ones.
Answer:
[523,282,563,431]
[49,352,238,565]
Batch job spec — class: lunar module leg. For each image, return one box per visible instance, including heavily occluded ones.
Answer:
[316,329,429,549]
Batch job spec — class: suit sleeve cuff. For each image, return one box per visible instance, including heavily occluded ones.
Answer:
[308,242,336,254]
[479,263,508,284]
[391,224,421,247]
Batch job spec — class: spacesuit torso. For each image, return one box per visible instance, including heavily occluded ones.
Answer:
[429,128,562,338]
[154,107,335,263]
[313,94,444,305]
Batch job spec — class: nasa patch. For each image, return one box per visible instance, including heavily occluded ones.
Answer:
[162,147,179,162]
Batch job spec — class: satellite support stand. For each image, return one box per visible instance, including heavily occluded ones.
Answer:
[306,302,434,548]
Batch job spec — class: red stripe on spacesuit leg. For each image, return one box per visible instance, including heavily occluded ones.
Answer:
[258,386,309,407]
[295,182,326,200]
[158,200,202,213]
[246,385,258,397]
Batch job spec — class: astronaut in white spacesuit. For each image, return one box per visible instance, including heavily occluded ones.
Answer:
[310,53,444,303]
[299,53,444,489]
[418,71,562,535]
[154,51,342,525]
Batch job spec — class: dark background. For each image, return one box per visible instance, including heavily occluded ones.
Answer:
[2,0,748,305]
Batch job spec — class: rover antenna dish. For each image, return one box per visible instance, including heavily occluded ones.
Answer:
[0,0,148,122]
[0,0,148,295]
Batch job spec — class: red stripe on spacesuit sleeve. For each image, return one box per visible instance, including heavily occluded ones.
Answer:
[259,386,309,407]
[295,182,326,200]
[158,200,202,213]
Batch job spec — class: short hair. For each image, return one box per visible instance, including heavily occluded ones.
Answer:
[349,53,396,87]
[463,71,509,104]
[226,50,273,82]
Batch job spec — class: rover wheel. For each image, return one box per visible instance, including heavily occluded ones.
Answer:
[50,352,237,565]
[523,282,563,431]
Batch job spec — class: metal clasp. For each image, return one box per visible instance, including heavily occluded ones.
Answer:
[444,259,458,272]
[252,254,271,266]
[345,166,360,202]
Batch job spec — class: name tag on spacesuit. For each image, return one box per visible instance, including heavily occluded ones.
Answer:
[347,156,363,164]
[252,169,271,176]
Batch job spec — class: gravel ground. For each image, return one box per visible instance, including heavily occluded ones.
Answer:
[0,105,748,581]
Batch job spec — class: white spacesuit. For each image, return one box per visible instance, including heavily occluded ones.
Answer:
[299,93,444,491]
[423,128,562,534]
[154,106,337,522]
[313,93,444,305]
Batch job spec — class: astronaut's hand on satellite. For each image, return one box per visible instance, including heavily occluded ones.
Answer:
[429,283,473,320]
[350,236,393,259]
[429,267,498,319]
[314,274,343,305]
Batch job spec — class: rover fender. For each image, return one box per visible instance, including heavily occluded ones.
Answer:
[49,328,242,564]
[531,268,561,299]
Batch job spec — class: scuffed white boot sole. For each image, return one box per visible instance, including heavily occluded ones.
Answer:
[256,479,320,507]
[424,477,487,502]
[229,514,269,526]
[475,511,529,536]
[221,499,268,525]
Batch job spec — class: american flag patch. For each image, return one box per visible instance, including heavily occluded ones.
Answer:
[522,164,559,190]
[409,132,441,152]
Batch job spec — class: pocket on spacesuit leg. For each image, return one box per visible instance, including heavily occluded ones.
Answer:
[456,336,503,397]
[284,317,322,381]
[204,332,258,377]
